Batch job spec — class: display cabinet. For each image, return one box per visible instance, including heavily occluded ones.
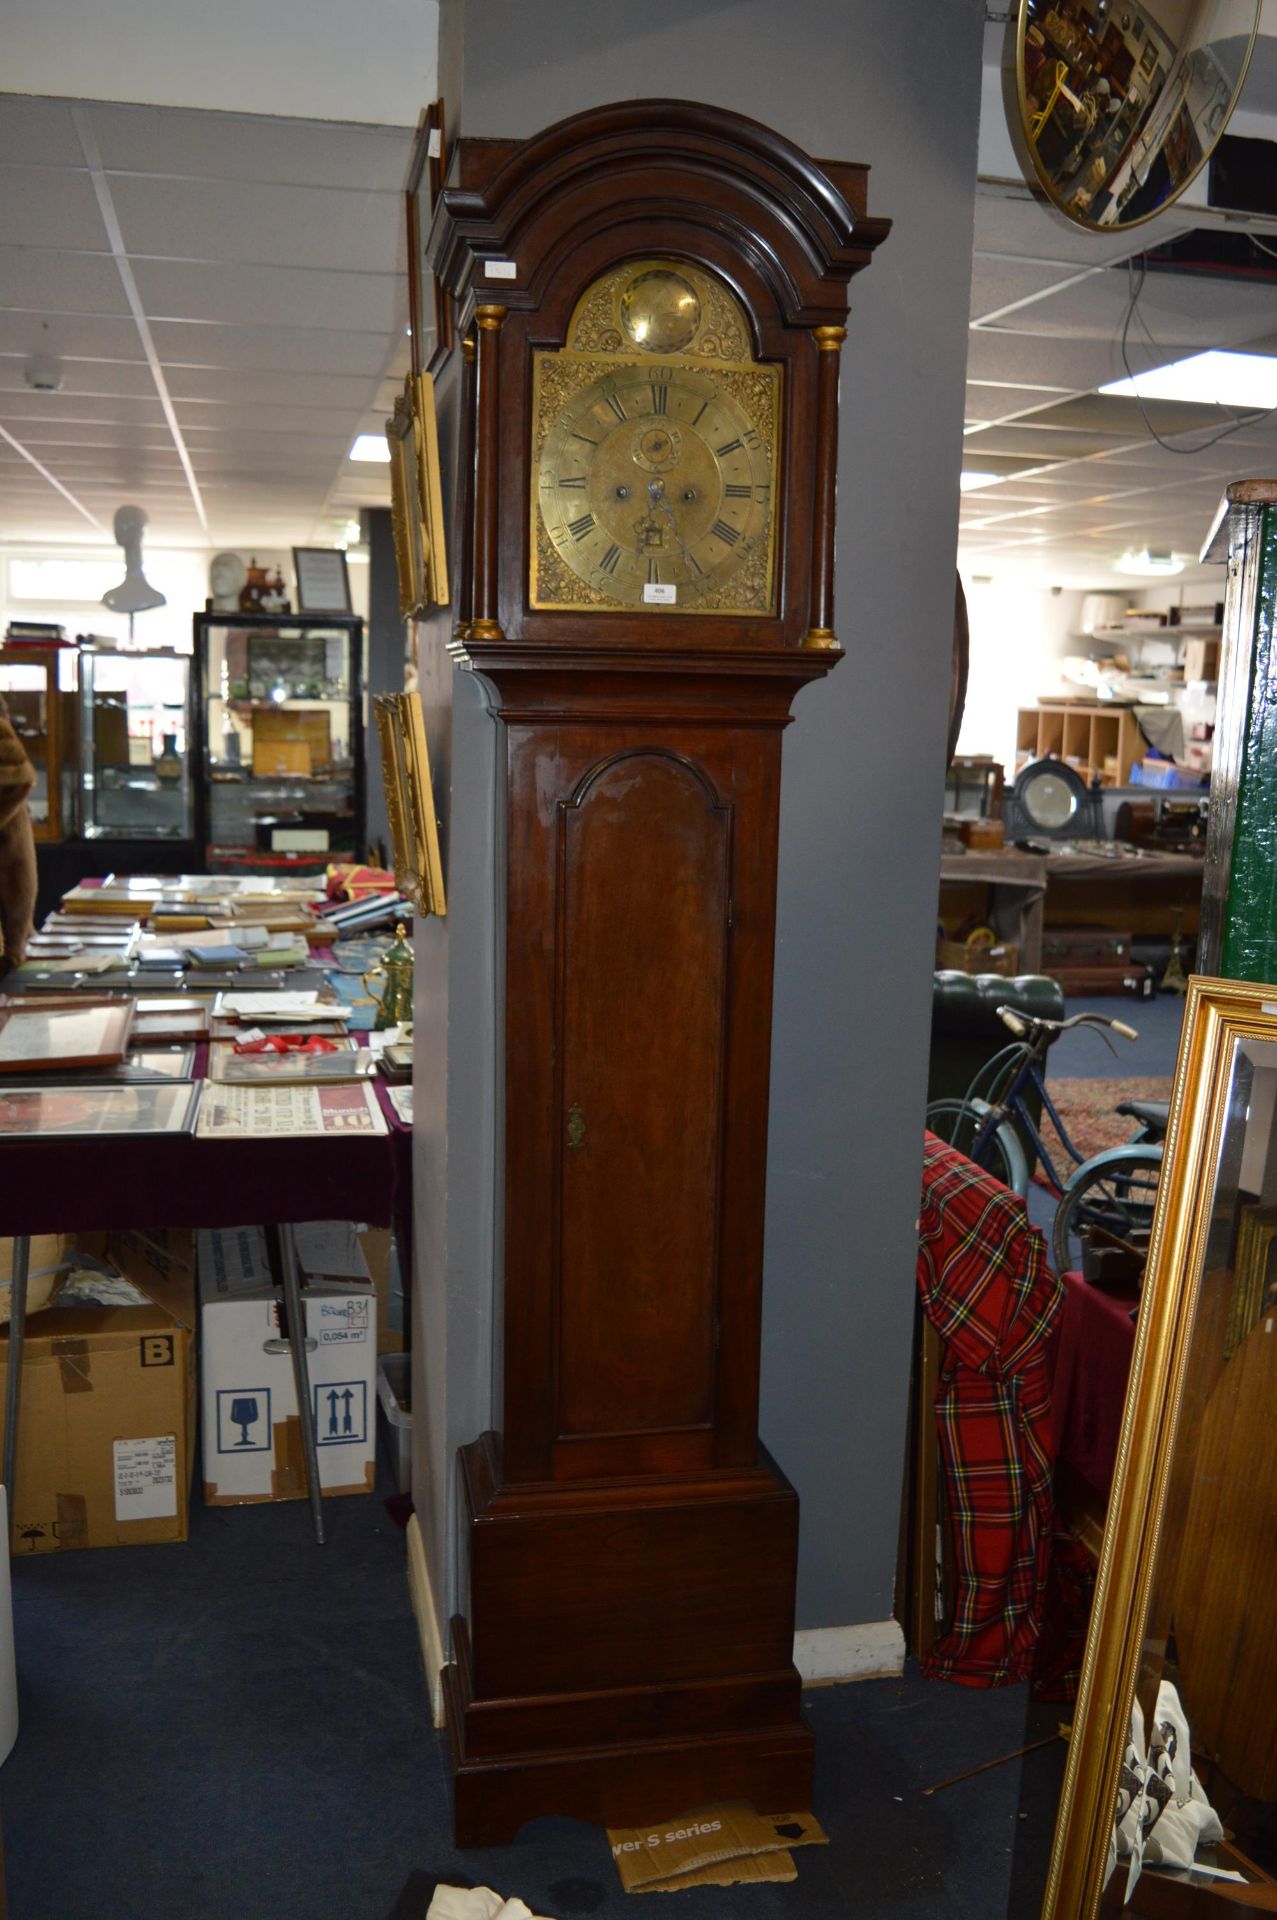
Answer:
[0,645,78,841]
[79,647,194,841]
[193,611,365,871]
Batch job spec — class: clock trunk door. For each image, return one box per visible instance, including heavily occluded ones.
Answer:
[554,748,730,1479]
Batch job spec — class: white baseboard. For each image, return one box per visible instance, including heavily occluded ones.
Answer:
[406,1513,447,1727]
[794,1619,906,1685]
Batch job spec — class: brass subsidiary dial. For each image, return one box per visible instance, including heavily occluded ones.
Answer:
[530,259,781,616]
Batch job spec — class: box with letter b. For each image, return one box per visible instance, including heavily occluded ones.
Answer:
[198,1223,377,1505]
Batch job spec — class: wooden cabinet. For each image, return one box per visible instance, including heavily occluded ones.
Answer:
[431,100,888,1845]
[0,646,77,842]
[1016,701,1144,787]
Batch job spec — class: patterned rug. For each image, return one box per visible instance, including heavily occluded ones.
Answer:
[1045,1076,1173,1163]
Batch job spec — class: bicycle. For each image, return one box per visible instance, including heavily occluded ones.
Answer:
[925,1007,1164,1275]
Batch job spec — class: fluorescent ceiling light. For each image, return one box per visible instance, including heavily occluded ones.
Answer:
[349,434,390,463]
[960,471,1004,492]
[1114,548,1185,577]
[1100,350,1277,410]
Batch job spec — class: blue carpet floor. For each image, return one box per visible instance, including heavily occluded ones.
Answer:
[2,1460,1065,1920]
[4,993,1175,1917]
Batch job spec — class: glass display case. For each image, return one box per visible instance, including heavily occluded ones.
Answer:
[194,612,365,871]
[79,647,195,841]
[0,644,78,841]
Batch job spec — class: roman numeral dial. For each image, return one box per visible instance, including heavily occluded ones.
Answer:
[532,352,780,613]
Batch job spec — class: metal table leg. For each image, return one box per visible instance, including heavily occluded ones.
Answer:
[2,1237,29,1503]
[277,1223,325,1545]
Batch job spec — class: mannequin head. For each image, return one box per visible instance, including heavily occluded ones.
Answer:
[209,551,248,611]
[102,502,165,615]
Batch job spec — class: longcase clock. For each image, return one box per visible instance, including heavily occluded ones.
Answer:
[430,98,889,1847]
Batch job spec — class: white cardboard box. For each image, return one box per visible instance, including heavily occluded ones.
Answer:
[199,1224,377,1505]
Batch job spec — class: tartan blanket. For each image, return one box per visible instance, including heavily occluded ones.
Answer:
[916,1131,1063,1687]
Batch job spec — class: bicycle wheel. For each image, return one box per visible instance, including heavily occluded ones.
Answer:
[1051,1146,1163,1276]
[925,1099,1023,1193]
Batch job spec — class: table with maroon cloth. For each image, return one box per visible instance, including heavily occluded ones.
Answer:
[0,1049,411,1238]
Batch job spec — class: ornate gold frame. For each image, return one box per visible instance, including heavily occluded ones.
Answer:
[1043,976,1277,1917]
[385,373,449,621]
[374,691,446,918]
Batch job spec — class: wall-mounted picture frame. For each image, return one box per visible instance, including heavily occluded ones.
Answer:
[1139,36,1158,76]
[1044,976,1277,1915]
[374,692,446,918]
[387,379,429,620]
[292,547,352,615]
[405,98,453,378]
[385,374,449,619]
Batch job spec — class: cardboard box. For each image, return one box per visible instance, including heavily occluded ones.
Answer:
[199,1224,377,1505]
[0,1234,75,1324]
[0,1229,197,1554]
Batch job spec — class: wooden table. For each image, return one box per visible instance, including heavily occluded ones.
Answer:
[939,850,1047,971]
[940,847,1207,976]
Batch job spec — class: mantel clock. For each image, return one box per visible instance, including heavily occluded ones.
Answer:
[429,97,889,1848]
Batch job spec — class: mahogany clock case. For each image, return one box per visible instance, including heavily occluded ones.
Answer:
[427,100,889,1847]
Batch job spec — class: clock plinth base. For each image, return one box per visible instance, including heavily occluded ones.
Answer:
[443,1432,814,1848]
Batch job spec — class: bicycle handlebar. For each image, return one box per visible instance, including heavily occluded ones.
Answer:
[996,1005,1139,1043]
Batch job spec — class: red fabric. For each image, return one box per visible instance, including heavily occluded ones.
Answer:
[1048,1267,1139,1502]
[916,1132,1063,1688]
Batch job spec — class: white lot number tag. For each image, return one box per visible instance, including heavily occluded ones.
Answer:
[643,583,677,605]
[113,1435,178,1521]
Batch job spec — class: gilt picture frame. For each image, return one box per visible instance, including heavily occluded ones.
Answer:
[374,692,446,919]
[1043,976,1277,1916]
[405,97,453,379]
[386,378,429,620]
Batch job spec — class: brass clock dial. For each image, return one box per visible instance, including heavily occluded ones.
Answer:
[530,260,781,616]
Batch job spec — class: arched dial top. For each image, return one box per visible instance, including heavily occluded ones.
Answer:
[530,259,780,616]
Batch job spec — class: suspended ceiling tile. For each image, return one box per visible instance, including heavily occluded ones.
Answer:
[108,175,405,277]
[972,190,1189,267]
[85,104,412,192]
[0,311,144,362]
[965,328,1146,390]
[972,424,1144,459]
[175,403,368,436]
[964,383,1074,422]
[165,367,381,410]
[131,258,403,333]
[970,257,1100,324]
[996,270,1277,347]
[0,356,155,399]
[149,319,404,374]
[0,165,112,252]
[0,98,86,169]
[0,245,129,317]
[0,393,168,428]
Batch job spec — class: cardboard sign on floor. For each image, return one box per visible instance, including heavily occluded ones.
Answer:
[606,1805,828,1894]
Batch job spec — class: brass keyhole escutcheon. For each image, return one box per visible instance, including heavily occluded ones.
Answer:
[567,1104,586,1152]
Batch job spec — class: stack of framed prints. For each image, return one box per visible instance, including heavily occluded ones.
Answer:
[374,692,446,918]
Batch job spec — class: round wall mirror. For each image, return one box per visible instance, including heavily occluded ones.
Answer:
[1005,0,1262,231]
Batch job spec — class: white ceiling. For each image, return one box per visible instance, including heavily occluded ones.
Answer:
[963,21,1277,591]
[0,93,415,551]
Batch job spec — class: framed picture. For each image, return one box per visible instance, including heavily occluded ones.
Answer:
[416,371,449,607]
[1132,15,1144,41]
[208,1044,377,1085]
[405,98,453,377]
[130,1003,210,1042]
[0,1082,199,1139]
[387,379,429,619]
[1139,36,1157,76]
[375,691,447,918]
[0,996,134,1073]
[0,1045,196,1088]
[292,548,352,615]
